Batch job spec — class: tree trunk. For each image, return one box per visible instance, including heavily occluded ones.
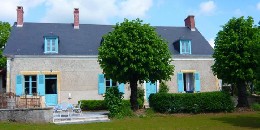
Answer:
[236,81,249,107]
[130,79,138,111]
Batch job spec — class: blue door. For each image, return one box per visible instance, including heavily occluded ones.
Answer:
[45,94,58,106]
[45,75,58,106]
[146,81,157,101]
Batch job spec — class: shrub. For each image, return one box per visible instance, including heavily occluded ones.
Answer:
[251,103,260,111]
[137,87,145,108]
[104,87,124,118]
[254,81,260,95]
[122,100,131,106]
[80,100,107,111]
[80,100,130,111]
[159,82,169,93]
[149,91,234,113]
[120,101,134,117]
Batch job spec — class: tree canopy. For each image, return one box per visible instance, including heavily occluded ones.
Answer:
[212,16,260,107]
[0,21,11,68]
[98,19,174,110]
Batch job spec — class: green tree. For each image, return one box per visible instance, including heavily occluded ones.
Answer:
[0,21,11,68]
[212,16,260,107]
[255,22,260,94]
[98,19,174,111]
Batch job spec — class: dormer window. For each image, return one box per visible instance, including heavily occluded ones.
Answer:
[180,40,191,54]
[44,35,58,53]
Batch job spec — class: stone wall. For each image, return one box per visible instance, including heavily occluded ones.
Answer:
[0,107,53,123]
[7,56,218,104]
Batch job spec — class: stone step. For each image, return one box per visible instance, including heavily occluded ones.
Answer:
[53,114,110,124]
[54,118,110,124]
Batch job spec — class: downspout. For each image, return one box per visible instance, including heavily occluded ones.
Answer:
[6,56,13,93]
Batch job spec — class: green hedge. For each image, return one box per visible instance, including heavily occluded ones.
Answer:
[80,100,130,111]
[149,91,234,113]
[80,100,107,111]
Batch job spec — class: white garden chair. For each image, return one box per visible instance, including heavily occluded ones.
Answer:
[72,101,82,115]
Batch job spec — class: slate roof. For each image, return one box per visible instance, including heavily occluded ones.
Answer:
[3,22,213,56]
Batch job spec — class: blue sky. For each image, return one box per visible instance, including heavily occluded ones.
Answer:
[1,0,260,47]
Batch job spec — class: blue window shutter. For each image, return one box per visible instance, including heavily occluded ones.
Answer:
[16,75,23,96]
[44,38,47,53]
[37,74,45,96]
[110,79,112,87]
[195,72,201,92]
[177,72,184,93]
[188,40,192,54]
[118,83,125,93]
[180,40,183,54]
[98,74,105,94]
[55,38,58,53]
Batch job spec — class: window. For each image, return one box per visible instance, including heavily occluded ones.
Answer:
[98,74,124,95]
[177,72,200,93]
[183,73,194,92]
[24,75,37,95]
[44,36,58,53]
[180,40,191,54]
[16,74,46,96]
[45,75,57,94]
[105,78,117,90]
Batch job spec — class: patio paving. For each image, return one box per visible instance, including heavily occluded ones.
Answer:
[53,111,110,124]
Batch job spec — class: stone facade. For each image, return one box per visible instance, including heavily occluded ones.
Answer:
[168,58,218,93]
[6,56,218,104]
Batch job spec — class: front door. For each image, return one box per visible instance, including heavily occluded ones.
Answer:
[146,82,157,101]
[45,75,57,106]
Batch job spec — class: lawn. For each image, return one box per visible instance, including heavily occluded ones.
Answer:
[0,112,259,130]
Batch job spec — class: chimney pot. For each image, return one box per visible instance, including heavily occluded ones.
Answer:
[74,8,79,29]
[184,15,195,31]
[17,6,24,27]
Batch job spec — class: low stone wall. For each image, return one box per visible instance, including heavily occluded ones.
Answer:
[0,107,53,123]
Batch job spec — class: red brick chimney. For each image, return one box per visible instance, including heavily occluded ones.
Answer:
[17,6,24,27]
[184,15,195,31]
[74,8,79,29]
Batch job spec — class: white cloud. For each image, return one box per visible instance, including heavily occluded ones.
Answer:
[199,1,216,15]
[41,0,118,23]
[118,0,153,18]
[0,0,153,24]
[0,0,45,24]
[208,38,215,48]
[257,2,260,10]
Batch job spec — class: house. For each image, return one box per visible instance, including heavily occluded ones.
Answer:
[3,6,219,106]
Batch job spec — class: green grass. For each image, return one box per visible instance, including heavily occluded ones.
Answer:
[0,112,259,130]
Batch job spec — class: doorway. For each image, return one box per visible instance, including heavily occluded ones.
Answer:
[45,75,57,106]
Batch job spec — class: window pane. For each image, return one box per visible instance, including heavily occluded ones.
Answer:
[186,42,190,53]
[25,82,29,87]
[182,41,186,53]
[47,39,50,51]
[45,76,57,94]
[112,81,116,86]
[25,88,29,95]
[52,41,56,51]
[24,76,29,81]
[106,80,110,86]
[31,76,36,81]
[32,82,36,87]
[32,88,37,94]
